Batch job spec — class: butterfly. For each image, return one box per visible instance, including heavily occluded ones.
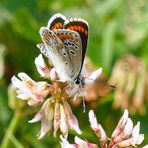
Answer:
[37,13,89,89]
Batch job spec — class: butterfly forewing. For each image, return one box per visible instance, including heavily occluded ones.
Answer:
[53,29,82,80]
[39,27,74,81]
[64,18,89,66]
[47,13,66,30]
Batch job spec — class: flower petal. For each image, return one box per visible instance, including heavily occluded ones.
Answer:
[35,54,50,78]
[123,118,133,137]
[53,102,60,137]
[29,111,42,123]
[50,68,57,81]
[89,110,107,142]
[75,136,98,148]
[60,104,68,138]
[85,68,102,85]
[60,135,77,148]
[63,101,82,135]
[132,122,144,145]
[89,110,99,129]
[111,109,129,139]
[38,106,54,139]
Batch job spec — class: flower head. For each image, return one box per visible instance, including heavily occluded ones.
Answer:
[11,53,84,139]
[109,54,148,115]
[61,109,145,148]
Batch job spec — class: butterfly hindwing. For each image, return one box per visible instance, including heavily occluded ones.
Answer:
[47,13,66,30]
[64,18,89,66]
[53,29,82,80]
[39,27,75,81]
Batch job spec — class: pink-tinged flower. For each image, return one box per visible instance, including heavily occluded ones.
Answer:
[111,109,129,139]
[60,104,68,138]
[60,109,145,148]
[60,136,78,148]
[11,72,50,105]
[109,109,144,148]
[63,109,145,148]
[35,54,50,78]
[60,136,98,148]
[29,99,54,139]
[11,52,83,139]
[63,101,82,135]
[89,110,108,143]
[75,136,98,148]
[29,98,81,139]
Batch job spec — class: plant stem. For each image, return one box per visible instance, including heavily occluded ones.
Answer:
[1,111,21,148]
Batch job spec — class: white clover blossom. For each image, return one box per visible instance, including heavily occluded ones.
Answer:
[61,109,145,148]
[11,72,49,105]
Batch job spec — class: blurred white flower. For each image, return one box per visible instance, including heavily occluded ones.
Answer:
[109,55,148,115]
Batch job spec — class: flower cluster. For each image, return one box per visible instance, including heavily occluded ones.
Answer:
[61,109,145,148]
[109,54,148,115]
[11,53,102,139]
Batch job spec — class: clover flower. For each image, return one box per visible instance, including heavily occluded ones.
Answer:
[109,54,148,115]
[11,53,102,139]
[61,109,145,148]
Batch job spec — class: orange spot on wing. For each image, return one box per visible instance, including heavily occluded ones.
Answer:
[70,26,74,30]
[74,26,77,31]
[77,26,81,32]
[59,23,62,28]
[81,27,84,33]
[85,30,88,35]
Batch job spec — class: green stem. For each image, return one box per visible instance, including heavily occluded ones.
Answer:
[1,111,21,148]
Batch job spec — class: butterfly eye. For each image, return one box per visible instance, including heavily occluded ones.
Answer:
[75,78,80,85]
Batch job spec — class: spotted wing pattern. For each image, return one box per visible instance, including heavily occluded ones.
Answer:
[64,18,89,66]
[53,29,82,80]
[39,27,74,81]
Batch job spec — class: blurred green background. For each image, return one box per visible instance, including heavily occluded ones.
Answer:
[0,0,148,147]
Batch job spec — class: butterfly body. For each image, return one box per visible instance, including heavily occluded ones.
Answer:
[38,13,89,87]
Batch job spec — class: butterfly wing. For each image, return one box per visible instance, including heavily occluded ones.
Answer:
[47,13,66,30]
[36,43,47,57]
[39,27,74,81]
[37,13,66,55]
[64,18,89,67]
[53,29,82,80]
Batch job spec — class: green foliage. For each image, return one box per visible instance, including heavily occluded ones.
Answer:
[0,0,148,147]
